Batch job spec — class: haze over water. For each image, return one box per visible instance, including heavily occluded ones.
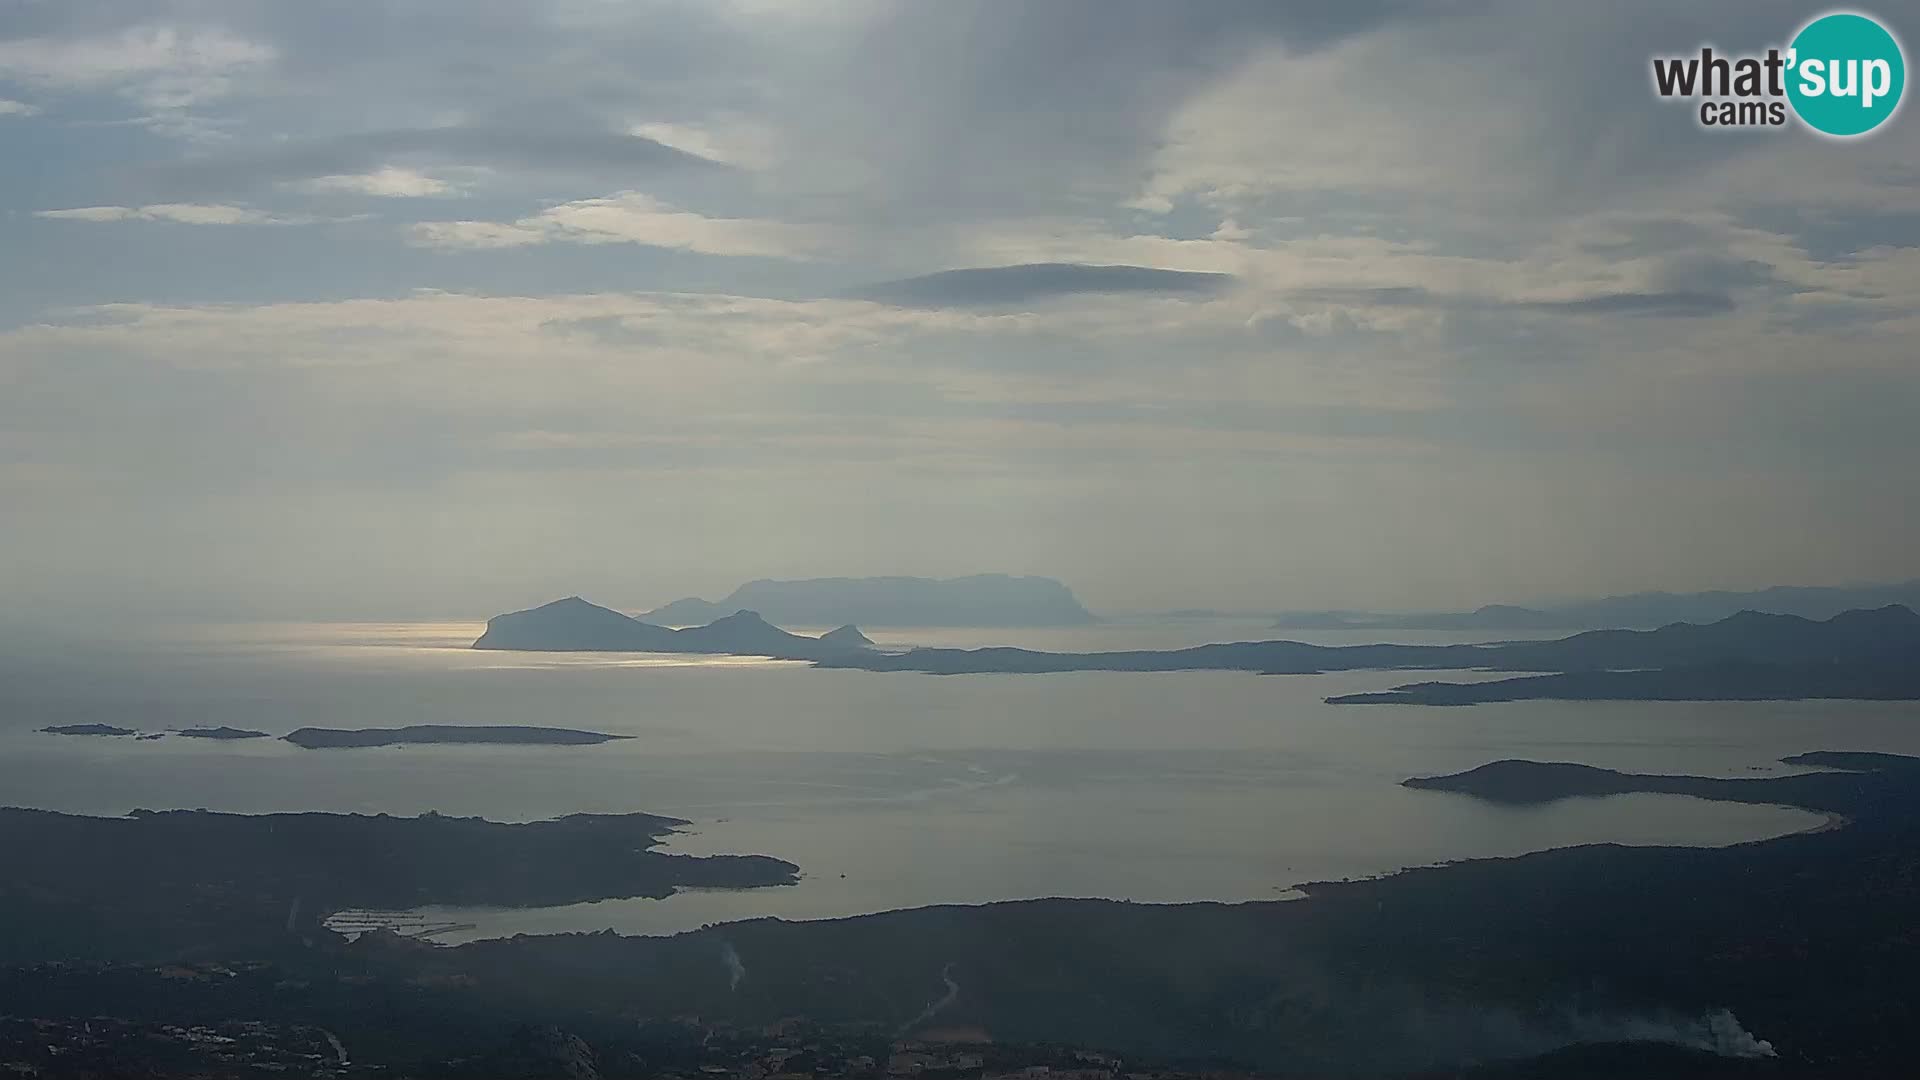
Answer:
[8,618,1918,941]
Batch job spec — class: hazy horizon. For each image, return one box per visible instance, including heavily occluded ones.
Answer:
[4,1,1918,622]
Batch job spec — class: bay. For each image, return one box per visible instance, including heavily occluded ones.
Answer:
[5,618,1912,942]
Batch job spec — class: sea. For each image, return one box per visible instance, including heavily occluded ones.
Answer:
[6,616,1919,944]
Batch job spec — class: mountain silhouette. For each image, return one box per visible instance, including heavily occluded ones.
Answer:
[814,605,1920,679]
[472,597,873,660]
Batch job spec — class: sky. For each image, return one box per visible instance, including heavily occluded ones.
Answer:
[2,0,1917,620]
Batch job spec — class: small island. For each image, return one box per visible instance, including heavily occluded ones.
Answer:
[177,726,272,740]
[39,723,136,737]
[283,725,632,749]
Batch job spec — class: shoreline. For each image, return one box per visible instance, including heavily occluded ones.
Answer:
[11,750,1918,1074]
[1797,809,1852,835]
[368,790,1826,946]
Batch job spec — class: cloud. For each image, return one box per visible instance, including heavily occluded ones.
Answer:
[759,2,1450,222]
[293,166,453,198]
[409,192,833,259]
[0,98,37,117]
[1527,291,1734,317]
[405,221,545,250]
[146,126,723,197]
[35,203,316,226]
[1292,285,1738,319]
[0,25,273,112]
[858,264,1236,307]
[629,120,776,171]
[6,271,1917,615]
[4,0,1920,617]
[1124,0,1920,229]
[4,290,1035,380]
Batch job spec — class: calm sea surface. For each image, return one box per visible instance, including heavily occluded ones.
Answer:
[6,617,1916,942]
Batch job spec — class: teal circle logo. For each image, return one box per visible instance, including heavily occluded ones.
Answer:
[1787,12,1906,136]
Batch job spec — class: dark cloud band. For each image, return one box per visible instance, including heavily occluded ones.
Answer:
[857,263,1234,307]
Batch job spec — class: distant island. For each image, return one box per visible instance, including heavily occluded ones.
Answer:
[641,574,1094,627]
[284,725,631,749]
[1274,577,1920,631]
[473,596,873,659]
[813,604,1920,679]
[474,599,1920,703]
[1271,604,1582,631]
[40,723,136,737]
[177,726,271,740]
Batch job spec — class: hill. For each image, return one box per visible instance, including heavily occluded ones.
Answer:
[817,605,1920,683]
[1484,604,1920,670]
[473,600,1920,703]
[471,597,872,660]
[0,807,797,965]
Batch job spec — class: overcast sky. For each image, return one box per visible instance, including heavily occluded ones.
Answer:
[3,0,1917,620]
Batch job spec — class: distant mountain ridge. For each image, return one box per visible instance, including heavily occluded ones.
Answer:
[642,574,1093,627]
[815,604,1920,678]
[471,596,872,660]
[471,598,1920,702]
[1489,603,1920,670]
[1273,578,1920,630]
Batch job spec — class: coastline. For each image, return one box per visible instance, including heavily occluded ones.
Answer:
[353,785,1832,946]
[10,750,1918,1074]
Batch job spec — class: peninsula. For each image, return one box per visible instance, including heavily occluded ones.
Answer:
[40,723,628,748]
[1329,662,1920,706]
[1400,750,1913,809]
[0,807,798,965]
[13,751,1910,1076]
